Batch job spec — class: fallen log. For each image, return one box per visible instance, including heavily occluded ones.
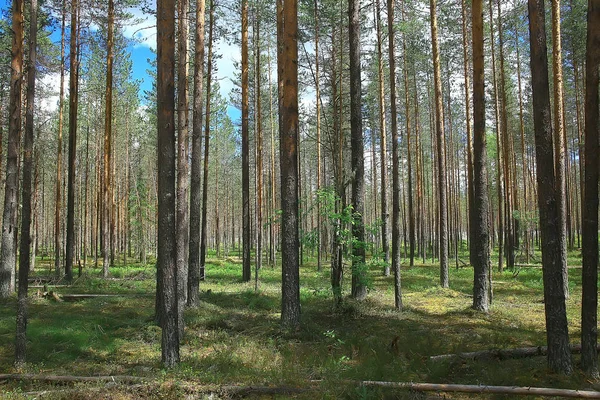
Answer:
[514,263,582,269]
[0,374,146,384]
[429,343,600,362]
[360,381,600,398]
[220,385,313,397]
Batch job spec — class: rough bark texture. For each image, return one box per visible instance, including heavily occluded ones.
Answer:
[187,0,206,307]
[429,0,448,288]
[176,0,190,339]
[581,0,600,378]
[348,0,366,301]
[103,0,114,279]
[471,0,490,313]
[278,0,301,329]
[16,0,35,365]
[527,0,572,375]
[157,0,180,368]
[387,0,402,310]
[241,0,251,283]
[0,0,23,298]
[65,0,79,283]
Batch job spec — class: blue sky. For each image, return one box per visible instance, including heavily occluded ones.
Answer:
[0,0,241,120]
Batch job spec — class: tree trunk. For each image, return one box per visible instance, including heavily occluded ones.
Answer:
[429,0,448,288]
[471,0,490,312]
[527,0,572,375]
[387,0,402,310]
[551,0,568,298]
[278,0,301,329]
[187,0,206,307]
[176,0,190,339]
[348,0,366,300]
[242,0,251,282]
[0,0,23,297]
[54,0,66,279]
[200,0,214,283]
[157,0,180,368]
[255,10,263,288]
[103,0,114,279]
[65,0,80,283]
[581,0,600,378]
[15,0,35,365]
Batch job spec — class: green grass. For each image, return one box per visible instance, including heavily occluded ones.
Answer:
[0,250,598,399]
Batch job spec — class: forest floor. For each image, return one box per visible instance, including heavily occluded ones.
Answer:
[0,248,598,399]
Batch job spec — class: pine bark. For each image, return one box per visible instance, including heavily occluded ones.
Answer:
[429,0,448,288]
[0,0,23,297]
[241,0,251,282]
[527,0,572,375]
[387,0,402,310]
[471,0,490,312]
[16,0,35,364]
[348,0,366,300]
[278,0,301,328]
[157,0,180,368]
[103,0,114,279]
[187,0,206,307]
[581,0,600,378]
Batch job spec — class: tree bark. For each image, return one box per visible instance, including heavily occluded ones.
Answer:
[241,0,251,282]
[278,0,301,329]
[527,0,572,375]
[581,0,600,378]
[16,0,35,365]
[429,0,448,288]
[157,0,180,368]
[471,0,490,312]
[103,0,115,279]
[0,0,23,297]
[187,0,206,307]
[387,0,402,310]
[348,0,366,300]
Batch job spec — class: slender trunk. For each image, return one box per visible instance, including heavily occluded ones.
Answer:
[242,0,251,282]
[255,10,263,287]
[103,0,114,278]
[200,0,214,282]
[65,0,80,282]
[187,0,206,307]
[15,0,35,364]
[430,0,448,288]
[387,0,402,309]
[551,0,568,297]
[528,0,572,375]
[581,0,600,378]
[315,0,322,272]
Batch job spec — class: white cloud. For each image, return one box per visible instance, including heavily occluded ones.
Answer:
[215,38,239,100]
[39,72,61,113]
[122,5,157,49]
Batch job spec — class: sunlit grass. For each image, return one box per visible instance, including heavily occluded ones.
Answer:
[0,247,597,398]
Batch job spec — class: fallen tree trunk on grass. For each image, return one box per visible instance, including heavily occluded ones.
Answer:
[429,343,600,362]
[0,374,147,384]
[220,385,313,397]
[360,381,600,398]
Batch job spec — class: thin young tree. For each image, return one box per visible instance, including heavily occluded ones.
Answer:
[387,0,402,310]
[200,0,215,286]
[528,0,572,375]
[241,0,251,282]
[0,0,24,297]
[54,0,66,279]
[16,0,36,364]
[65,0,80,282]
[581,0,600,378]
[278,0,300,329]
[429,0,448,288]
[471,0,490,312]
[157,0,179,367]
[188,0,206,307]
[103,0,115,278]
